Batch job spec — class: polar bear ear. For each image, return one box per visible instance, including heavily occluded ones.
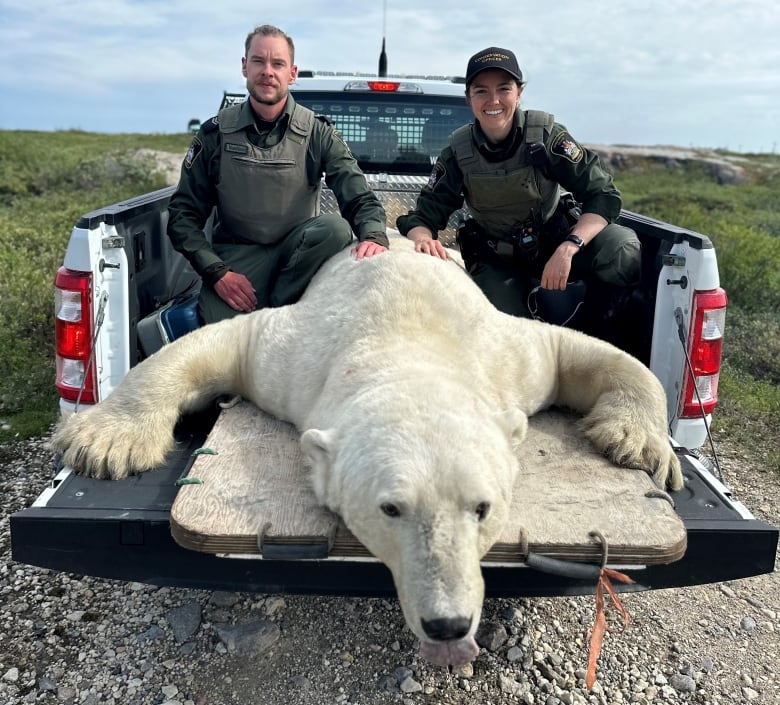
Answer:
[494,408,528,451]
[300,428,338,509]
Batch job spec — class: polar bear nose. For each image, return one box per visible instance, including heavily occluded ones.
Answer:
[421,616,472,641]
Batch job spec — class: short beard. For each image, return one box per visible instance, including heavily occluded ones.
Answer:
[247,82,288,108]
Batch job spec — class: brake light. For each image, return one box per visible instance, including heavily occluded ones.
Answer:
[343,80,423,94]
[367,80,400,92]
[55,267,97,404]
[679,288,727,418]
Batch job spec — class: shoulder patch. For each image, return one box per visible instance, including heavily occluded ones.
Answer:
[201,116,219,134]
[315,113,333,126]
[329,126,352,155]
[184,137,203,169]
[425,161,446,192]
[550,131,584,163]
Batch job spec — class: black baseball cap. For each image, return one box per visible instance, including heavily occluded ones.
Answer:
[465,47,524,85]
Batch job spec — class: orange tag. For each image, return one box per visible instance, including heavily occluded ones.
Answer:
[586,567,635,690]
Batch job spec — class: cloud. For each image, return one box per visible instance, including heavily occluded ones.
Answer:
[0,0,777,151]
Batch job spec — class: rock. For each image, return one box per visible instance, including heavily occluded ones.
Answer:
[208,591,240,608]
[699,655,714,673]
[669,673,696,693]
[399,676,422,693]
[476,621,508,651]
[452,662,473,677]
[38,676,57,692]
[507,645,524,663]
[501,606,523,621]
[376,674,397,692]
[3,667,19,682]
[499,674,523,697]
[719,585,737,598]
[167,602,202,643]
[741,686,760,701]
[740,616,757,632]
[393,666,413,683]
[213,619,280,656]
[264,596,287,616]
[137,624,166,643]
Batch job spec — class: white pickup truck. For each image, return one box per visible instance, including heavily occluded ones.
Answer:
[10,73,777,598]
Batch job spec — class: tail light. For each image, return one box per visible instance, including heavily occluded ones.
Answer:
[55,267,97,404]
[679,288,728,418]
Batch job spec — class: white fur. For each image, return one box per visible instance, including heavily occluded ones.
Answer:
[51,237,682,666]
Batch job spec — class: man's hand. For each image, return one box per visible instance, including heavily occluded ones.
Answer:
[407,226,449,260]
[214,271,257,312]
[352,241,388,260]
[540,242,578,290]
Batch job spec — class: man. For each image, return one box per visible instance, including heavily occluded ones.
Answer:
[397,47,640,338]
[168,25,388,324]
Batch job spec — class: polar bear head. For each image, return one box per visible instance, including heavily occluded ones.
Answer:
[301,392,526,667]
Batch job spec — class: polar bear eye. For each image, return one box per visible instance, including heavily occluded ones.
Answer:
[475,502,490,521]
[381,502,401,518]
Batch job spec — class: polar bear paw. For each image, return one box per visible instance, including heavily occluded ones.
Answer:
[50,408,175,481]
[578,414,684,491]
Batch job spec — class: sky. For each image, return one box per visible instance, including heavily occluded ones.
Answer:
[1,0,778,153]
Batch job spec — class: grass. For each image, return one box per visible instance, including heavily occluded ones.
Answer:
[0,131,778,474]
[618,159,780,473]
[0,130,191,439]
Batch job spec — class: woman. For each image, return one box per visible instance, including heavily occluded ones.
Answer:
[397,47,640,334]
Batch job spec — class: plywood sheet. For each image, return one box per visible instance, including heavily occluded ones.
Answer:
[170,401,686,565]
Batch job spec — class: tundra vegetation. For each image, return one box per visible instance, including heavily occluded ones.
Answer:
[0,130,777,472]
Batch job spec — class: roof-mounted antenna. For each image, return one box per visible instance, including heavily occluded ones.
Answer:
[378,0,388,77]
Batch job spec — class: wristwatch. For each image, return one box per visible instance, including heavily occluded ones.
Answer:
[564,234,585,250]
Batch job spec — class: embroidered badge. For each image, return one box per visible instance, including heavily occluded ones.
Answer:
[184,137,203,169]
[332,127,352,155]
[551,132,584,163]
[425,162,446,191]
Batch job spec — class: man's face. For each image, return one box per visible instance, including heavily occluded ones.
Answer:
[242,34,297,109]
[466,69,521,142]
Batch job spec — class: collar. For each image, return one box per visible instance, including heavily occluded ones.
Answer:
[473,108,523,160]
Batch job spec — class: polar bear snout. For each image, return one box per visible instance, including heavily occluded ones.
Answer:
[421,615,472,641]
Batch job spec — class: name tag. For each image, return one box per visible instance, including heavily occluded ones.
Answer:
[225,143,249,154]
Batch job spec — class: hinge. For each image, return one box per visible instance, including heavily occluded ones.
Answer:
[101,236,126,249]
[662,254,686,267]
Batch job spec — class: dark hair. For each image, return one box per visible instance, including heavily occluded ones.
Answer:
[244,25,295,64]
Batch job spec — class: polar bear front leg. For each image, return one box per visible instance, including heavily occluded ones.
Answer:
[550,330,684,491]
[50,316,251,480]
[51,389,183,480]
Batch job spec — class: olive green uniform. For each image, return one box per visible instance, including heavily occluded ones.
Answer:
[168,95,387,323]
[397,109,640,326]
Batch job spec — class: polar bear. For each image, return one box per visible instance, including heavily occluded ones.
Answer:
[52,237,682,668]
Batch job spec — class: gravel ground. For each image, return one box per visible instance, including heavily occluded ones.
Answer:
[1,435,777,705]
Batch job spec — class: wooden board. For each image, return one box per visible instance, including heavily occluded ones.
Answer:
[170,402,686,565]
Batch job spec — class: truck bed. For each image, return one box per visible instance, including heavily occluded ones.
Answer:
[10,403,777,598]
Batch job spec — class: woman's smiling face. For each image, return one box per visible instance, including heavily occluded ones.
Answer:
[466,69,522,143]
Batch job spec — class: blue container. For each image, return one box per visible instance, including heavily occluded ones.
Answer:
[138,292,201,357]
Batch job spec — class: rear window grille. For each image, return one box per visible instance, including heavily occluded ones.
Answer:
[295,91,472,175]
